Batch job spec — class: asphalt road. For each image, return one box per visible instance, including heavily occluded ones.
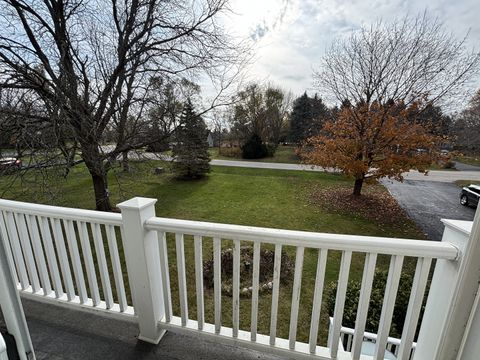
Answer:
[381,179,476,241]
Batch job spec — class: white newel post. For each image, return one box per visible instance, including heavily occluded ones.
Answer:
[0,226,35,360]
[118,197,165,344]
[414,210,480,360]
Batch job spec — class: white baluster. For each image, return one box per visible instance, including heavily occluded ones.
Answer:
[289,246,305,350]
[64,219,88,304]
[214,237,222,334]
[309,248,328,354]
[269,244,283,346]
[397,257,431,360]
[175,233,188,326]
[0,211,19,284]
[351,252,378,360]
[194,235,204,329]
[91,223,114,309]
[15,213,40,293]
[232,239,241,338]
[25,215,51,296]
[250,241,261,341]
[51,218,75,300]
[5,211,29,290]
[106,225,128,312]
[158,231,172,322]
[77,221,100,305]
[329,250,352,359]
[374,255,404,360]
[38,216,63,298]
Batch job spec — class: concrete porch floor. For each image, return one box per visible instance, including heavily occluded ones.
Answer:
[1,298,287,360]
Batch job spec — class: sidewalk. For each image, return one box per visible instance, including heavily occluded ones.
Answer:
[119,148,480,183]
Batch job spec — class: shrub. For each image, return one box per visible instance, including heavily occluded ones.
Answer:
[265,143,277,157]
[203,247,294,297]
[325,269,421,338]
[219,147,242,158]
[442,160,455,169]
[241,133,268,159]
[146,140,169,152]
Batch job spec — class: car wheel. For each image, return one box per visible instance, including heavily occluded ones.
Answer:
[460,195,469,206]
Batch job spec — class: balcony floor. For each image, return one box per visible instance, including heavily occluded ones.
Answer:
[1,299,286,360]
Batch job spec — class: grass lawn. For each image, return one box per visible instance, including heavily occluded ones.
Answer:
[455,180,480,187]
[209,145,300,164]
[428,163,457,171]
[455,155,480,167]
[0,161,423,345]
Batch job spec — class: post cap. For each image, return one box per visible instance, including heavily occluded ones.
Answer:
[117,197,157,211]
[441,219,472,237]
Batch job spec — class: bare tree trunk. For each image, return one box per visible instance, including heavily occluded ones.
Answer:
[353,176,364,196]
[83,144,113,212]
[91,171,112,211]
[121,151,130,172]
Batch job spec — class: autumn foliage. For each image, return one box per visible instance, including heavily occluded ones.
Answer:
[300,101,440,195]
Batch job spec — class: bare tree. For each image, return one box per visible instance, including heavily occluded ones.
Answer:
[0,0,246,211]
[314,13,480,108]
[307,13,480,195]
[230,83,291,148]
[264,85,292,146]
[452,89,480,152]
[210,108,229,148]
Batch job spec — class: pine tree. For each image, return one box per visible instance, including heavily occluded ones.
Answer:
[172,100,211,179]
[289,92,331,143]
[289,92,311,143]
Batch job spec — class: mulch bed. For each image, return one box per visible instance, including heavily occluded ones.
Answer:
[309,183,411,226]
[203,247,294,297]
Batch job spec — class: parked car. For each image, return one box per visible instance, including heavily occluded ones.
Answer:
[460,184,480,208]
[0,157,21,174]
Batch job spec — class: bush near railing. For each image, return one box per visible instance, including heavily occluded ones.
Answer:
[326,269,426,339]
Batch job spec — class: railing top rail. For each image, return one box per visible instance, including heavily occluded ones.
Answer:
[145,217,459,260]
[0,199,122,226]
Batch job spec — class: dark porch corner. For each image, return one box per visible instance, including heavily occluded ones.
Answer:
[1,299,287,360]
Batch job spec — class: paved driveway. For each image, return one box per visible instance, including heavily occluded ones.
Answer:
[381,179,476,241]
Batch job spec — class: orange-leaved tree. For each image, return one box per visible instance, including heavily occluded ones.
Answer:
[300,101,440,196]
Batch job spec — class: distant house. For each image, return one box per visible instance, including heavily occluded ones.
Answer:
[207,132,214,148]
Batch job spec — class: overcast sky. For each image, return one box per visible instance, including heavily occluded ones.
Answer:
[222,0,480,101]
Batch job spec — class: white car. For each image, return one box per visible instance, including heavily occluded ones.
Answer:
[0,157,22,173]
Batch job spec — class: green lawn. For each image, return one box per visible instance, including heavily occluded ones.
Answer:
[455,155,480,167]
[209,145,300,164]
[428,163,457,171]
[0,161,423,344]
[455,180,480,187]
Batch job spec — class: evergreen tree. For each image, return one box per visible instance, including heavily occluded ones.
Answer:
[289,92,331,143]
[309,94,331,138]
[172,100,211,179]
[289,92,311,143]
[241,133,268,159]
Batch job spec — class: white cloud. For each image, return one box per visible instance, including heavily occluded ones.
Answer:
[222,0,480,102]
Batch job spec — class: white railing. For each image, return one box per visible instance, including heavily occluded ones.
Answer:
[0,199,134,321]
[142,215,453,360]
[1,197,479,360]
[328,317,416,359]
[0,334,7,360]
